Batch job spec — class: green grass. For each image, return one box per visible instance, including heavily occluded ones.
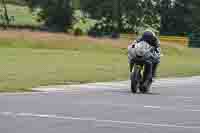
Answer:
[0,46,128,92]
[0,33,200,92]
[1,4,40,26]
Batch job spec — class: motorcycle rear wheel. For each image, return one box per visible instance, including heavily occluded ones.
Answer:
[139,79,152,93]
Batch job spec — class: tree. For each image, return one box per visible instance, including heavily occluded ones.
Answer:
[120,0,141,32]
[81,0,160,33]
[174,0,200,33]
[72,0,80,9]
[135,0,160,33]
[159,0,174,34]
[26,0,73,31]
[6,0,26,5]
[80,0,117,33]
[160,0,200,35]
[0,0,10,28]
[191,0,200,32]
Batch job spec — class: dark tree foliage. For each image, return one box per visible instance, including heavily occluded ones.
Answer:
[81,0,160,33]
[160,0,200,35]
[25,0,73,31]
[9,0,200,34]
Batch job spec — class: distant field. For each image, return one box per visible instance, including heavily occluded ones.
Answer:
[121,34,189,46]
[0,30,199,92]
[0,4,40,26]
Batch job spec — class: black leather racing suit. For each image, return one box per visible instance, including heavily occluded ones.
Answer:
[138,36,160,78]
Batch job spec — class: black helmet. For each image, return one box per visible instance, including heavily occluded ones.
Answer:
[141,30,156,44]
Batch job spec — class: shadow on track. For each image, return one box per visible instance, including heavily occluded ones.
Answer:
[105,88,160,96]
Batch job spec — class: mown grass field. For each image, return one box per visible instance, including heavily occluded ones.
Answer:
[0,4,40,26]
[0,30,200,92]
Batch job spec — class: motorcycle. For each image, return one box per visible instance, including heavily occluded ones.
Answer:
[129,42,161,94]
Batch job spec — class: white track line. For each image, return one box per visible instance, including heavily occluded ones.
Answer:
[0,112,200,129]
[143,106,200,112]
[72,102,200,112]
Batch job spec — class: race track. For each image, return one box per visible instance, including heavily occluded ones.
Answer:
[0,76,200,133]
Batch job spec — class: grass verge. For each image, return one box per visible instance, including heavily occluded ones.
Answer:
[0,31,200,92]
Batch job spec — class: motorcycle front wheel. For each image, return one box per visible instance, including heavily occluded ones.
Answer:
[131,65,141,93]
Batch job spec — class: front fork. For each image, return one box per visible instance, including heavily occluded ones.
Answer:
[130,64,143,82]
[135,65,143,83]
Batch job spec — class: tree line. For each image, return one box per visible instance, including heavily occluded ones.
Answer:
[1,0,200,35]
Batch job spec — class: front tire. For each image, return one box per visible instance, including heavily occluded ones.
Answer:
[131,66,140,93]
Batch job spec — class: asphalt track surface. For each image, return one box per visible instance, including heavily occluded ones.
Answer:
[0,76,200,133]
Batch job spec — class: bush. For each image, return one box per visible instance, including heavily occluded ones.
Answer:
[71,10,97,35]
[92,17,114,33]
[74,27,83,36]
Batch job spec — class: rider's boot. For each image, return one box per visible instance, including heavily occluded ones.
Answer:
[152,62,159,82]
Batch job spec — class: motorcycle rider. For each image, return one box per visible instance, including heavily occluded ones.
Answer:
[128,29,161,81]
